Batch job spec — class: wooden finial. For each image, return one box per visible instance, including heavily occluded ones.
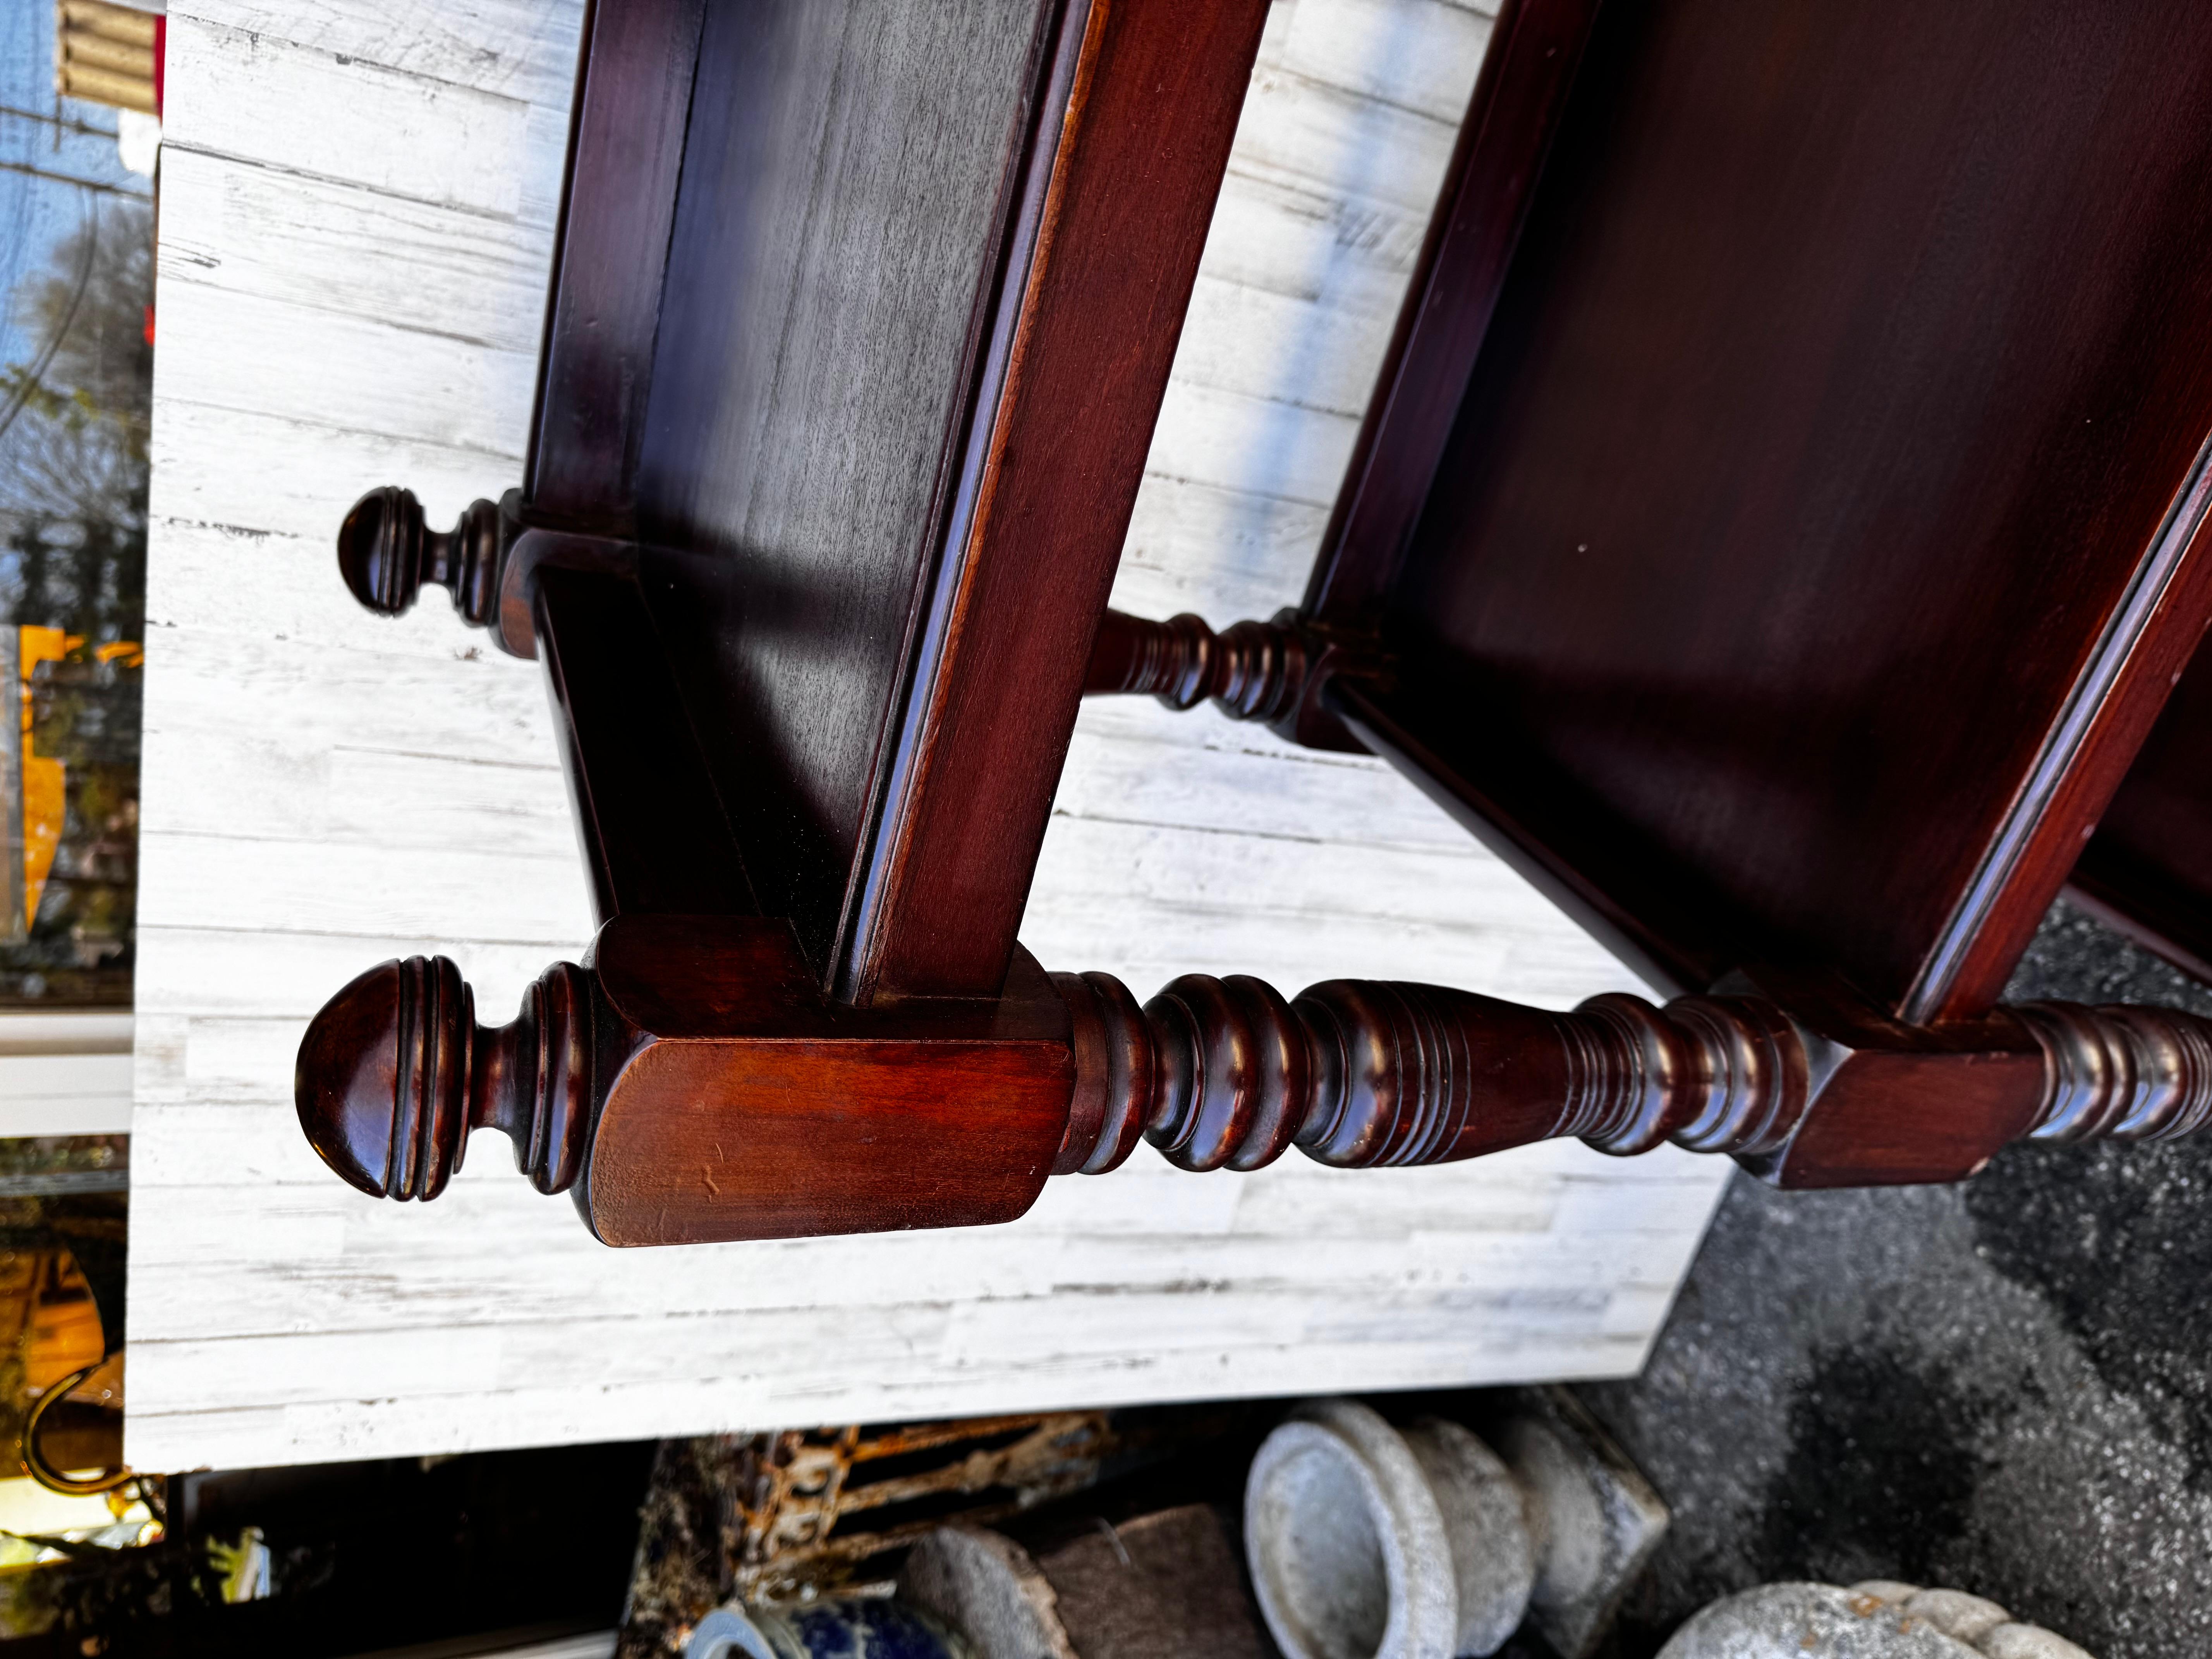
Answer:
[337,485,506,626]
[294,955,595,1201]
[1048,972,1811,1175]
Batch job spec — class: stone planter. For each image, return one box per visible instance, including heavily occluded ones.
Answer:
[1242,1392,1666,1659]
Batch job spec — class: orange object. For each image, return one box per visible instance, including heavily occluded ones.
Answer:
[15,627,67,930]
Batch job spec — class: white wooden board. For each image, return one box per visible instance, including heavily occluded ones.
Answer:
[126,0,1731,1470]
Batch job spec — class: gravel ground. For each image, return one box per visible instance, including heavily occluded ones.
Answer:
[1572,901,2212,1659]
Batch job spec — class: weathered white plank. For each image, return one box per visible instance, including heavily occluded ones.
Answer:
[141,735,577,863]
[1142,377,1362,508]
[1056,704,1473,852]
[141,629,557,769]
[151,279,537,459]
[148,400,526,551]
[1232,61,1463,217]
[132,929,586,1021]
[1114,474,1332,618]
[129,0,1732,1472]
[1271,0,1495,124]
[172,0,584,110]
[127,1319,1666,1473]
[157,147,553,354]
[137,830,591,944]
[161,18,535,218]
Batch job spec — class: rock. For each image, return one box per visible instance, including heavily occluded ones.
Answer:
[1659,1584,2100,1659]
[1901,1590,2009,1643]
[1976,1626,2096,1659]
[1399,1419,1535,1656]
[1846,1582,1924,1607]
[1657,1582,1982,1657]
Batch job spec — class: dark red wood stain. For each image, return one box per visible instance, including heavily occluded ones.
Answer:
[1369,0,2212,1021]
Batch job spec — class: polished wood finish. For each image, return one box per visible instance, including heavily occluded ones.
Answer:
[629,0,1067,997]
[336,486,520,633]
[582,917,1069,1245]
[531,565,753,919]
[1047,967,1806,1176]
[298,916,1069,1245]
[1084,608,1312,721]
[833,0,1272,1005]
[1303,0,1602,627]
[635,0,1268,1005]
[295,952,592,1203]
[525,0,706,531]
[295,922,2212,1238]
[1357,0,2212,1023]
[296,0,2212,1242]
[328,0,1268,991]
[1082,606,1374,750]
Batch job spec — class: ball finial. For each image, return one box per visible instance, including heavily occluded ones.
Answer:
[336,485,507,625]
[295,956,596,1202]
[295,956,474,1200]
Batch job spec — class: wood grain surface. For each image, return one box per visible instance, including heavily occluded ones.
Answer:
[634,0,1054,984]
[131,0,1730,1470]
[1377,0,2212,1019]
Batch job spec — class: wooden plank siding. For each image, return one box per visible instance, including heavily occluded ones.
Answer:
[127,0,1731,1469]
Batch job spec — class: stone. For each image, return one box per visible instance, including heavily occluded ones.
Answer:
[1976,1626,2096,1659]
[1245,1398,1460,1659]
[1901,1590,2010,1644]
[1658,1584,2100,1659]
[1846,1583,1925,1607]
[1034,1503,1269,1659]
[1399,1419,1535,1656]
[1657,1582,1983,1657]
[898,1524,1077,1659]
[1484,1386,1671,1659]
[1242,1394,1666,1659]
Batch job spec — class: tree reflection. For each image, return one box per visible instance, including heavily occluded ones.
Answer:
[2,201,149,1004]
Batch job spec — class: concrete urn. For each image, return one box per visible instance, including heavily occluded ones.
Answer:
[1242,1393,1667,1659]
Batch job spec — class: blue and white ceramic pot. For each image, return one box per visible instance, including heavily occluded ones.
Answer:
[686,1596,971,1659]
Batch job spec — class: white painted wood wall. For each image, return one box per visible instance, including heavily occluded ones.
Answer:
[127,0,1732,1470]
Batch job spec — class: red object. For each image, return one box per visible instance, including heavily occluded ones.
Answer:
[141,305,154,347]
[152,16,165,116]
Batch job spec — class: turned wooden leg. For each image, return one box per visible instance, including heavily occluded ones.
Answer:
[293,917,2212,1246]
[1083,608,1312,720]
[1048,971,1808,1174]
[1048,970,2212,1185]
[1082,608,1373,750]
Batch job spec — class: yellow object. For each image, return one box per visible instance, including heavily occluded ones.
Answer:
[56,0,159,115]
[15,628,68,931]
